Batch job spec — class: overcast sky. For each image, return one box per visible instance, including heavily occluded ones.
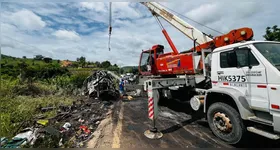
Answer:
[1,1,280,66]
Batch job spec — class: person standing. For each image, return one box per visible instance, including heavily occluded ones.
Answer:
[119,78,125,98]
[205,53,212,76]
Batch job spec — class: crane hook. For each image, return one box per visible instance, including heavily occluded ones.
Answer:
[108,2,112,51]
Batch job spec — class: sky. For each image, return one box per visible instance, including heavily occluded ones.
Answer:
[1,0,280,67]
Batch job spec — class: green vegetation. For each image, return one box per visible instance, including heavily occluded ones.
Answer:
[121,66,139,74]
[264,25,280,42]
[0,54,92,138]
[0,53,137,139]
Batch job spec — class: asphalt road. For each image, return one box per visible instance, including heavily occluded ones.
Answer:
[92,96,280,148]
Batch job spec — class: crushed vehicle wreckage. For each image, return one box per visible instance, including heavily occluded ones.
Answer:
[82,70,120,100]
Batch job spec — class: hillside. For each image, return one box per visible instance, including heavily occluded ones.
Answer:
[121,66,138,74]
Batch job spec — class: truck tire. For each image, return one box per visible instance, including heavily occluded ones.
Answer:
[207,102,245,144]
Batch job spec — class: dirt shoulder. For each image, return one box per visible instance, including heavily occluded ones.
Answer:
[86,100,123,148]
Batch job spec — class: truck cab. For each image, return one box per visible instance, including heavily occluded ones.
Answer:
[205,41,280,143]
[138,45,164,76]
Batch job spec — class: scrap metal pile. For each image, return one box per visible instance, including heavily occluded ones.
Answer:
[82,70,120,100]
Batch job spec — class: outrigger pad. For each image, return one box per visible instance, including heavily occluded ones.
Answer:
[144,130,163,139]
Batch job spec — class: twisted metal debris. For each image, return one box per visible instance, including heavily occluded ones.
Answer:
[82,70,119,100]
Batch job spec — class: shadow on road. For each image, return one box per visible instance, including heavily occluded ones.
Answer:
[161,117,201,134]
[158,97,280,148]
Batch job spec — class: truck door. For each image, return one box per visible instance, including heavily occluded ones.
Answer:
[217,47,269,112]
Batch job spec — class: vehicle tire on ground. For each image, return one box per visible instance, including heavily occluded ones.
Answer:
[207,102,245,144]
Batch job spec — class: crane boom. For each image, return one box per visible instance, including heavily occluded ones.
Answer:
[141,2,213,45]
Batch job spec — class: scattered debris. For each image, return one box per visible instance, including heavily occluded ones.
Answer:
[34,114,46,119]
[79,126,91,135]
[1,137,8,146]
[3,137,27,148]
[41,107,55,112]
[78,119,85,123]
[37,120,49,126]
[0,96,115,148]
[58,138,63,147]
[127,96,133,101]
[2,128,39,148]
[62,122,71,131]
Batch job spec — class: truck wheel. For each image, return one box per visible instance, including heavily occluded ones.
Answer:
[207,102,245,144]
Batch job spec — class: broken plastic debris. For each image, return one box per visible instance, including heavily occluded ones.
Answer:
[128,96,133,100]
[37,119,49,126]
[62,122,71,131]
[79,125,90,134]
[78,118,85,123]
[59,138,63,147]
[1,137,8,146]
[3,137,27,148]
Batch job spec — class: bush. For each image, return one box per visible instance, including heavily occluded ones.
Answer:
[69,72,90,88]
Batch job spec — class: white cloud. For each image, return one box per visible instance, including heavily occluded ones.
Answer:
[6,9,46,31]
[186,3,222,25]
[1,1,280,67]
[53,30,81,41]
[79,2,106,12]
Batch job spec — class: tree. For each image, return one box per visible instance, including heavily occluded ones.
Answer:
[72,62,79,68]
[132,67,139,74]
[95,61,101,68]
[126,68,133,73]
[86,61,91,67]
[101,61,111,68]
[78,56,86,68]
[263,25,280,41]
[23,56,26,59]
[43,57,52,63]
[34,55,44,60]
[18,61,29,83]
[119,68,124,74]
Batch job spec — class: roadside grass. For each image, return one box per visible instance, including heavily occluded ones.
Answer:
[0,78,75,138]
[0,94,75,138]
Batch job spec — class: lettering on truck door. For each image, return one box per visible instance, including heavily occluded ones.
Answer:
[216,47,269,111]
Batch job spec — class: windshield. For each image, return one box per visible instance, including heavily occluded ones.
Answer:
[253,43,280,70]
[140,51,150,72]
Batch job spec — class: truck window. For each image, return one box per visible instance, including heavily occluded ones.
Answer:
[220,49,259,68]
[140,51,150,72]
[253,43,280,68]
[220,51,237,68]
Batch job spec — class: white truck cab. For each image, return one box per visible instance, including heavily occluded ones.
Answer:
[205,41,280,144]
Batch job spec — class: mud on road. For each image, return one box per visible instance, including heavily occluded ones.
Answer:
[87,96,280,148]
